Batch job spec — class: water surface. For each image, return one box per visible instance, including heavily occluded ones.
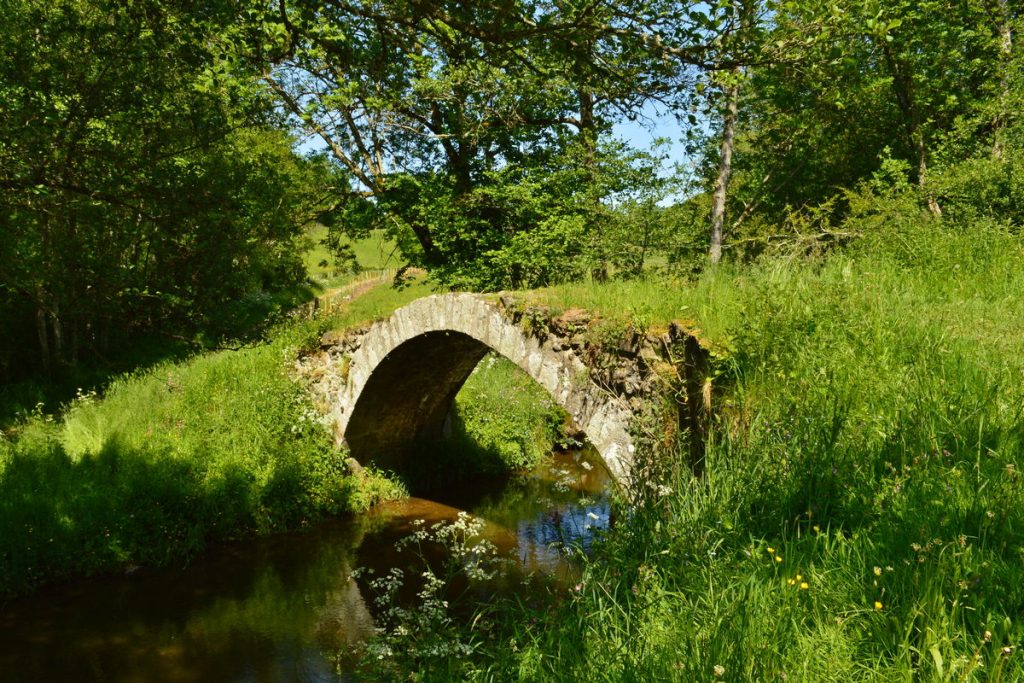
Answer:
[0,451,610,682]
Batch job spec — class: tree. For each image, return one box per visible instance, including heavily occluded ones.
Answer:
[256,0,722,287]
[702,0,1018,250]
[705,0,762,264]
[0,0,329,380]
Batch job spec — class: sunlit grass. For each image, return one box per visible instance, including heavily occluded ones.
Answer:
[4,217,1024,680]
[0,280,435,596]
[303,225,400,288]
[361,225,1024,681]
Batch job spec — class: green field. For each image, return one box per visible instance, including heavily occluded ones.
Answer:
[302,226,401,289]
[361,224,1024,681]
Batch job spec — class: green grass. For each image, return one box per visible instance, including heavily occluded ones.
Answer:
[0,279,436,597]
[357,223,1024,681]
[302,226,400,288]
[445,354,571,476]
[6,213,1024,679]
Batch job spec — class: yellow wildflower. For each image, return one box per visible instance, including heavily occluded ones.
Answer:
[800,582,809,590]
[767,547,776,553]
[873,566,882,576]
[775,555,783,562]
[874,601,883,610]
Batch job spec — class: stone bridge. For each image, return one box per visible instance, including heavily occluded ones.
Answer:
[300,293,711,489]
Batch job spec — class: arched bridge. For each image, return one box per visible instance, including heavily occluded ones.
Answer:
[302,293,711,488]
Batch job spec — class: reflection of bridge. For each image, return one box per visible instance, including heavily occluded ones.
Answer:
[311,294,711,488]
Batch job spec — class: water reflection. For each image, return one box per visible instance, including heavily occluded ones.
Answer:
[0,450,610,682]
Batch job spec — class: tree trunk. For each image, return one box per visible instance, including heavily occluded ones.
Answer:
[51,304,64,368]
[993,0,1012,160]
[882,44,941,216]
[636,212,651,277]
[709,72,740,265]
[915,133,942,216]
[408,218,440,265]
[36,305,51,375]
[70,318,80,366]
[579,89,607,282]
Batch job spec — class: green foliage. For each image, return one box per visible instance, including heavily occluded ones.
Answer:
[702,0,1024,259]
[449,355,570,475]
[263,0,708,288]
[0,283,428,597]
[355,512,503,678]
[0,0,335,382]
[324,138,678,290]
[361,220,1024,680]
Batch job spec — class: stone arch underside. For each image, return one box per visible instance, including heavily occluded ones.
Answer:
[330,294,636,486]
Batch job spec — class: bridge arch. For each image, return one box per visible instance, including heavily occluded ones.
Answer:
[327,294,636,485]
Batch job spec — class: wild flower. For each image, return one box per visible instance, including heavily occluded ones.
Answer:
[874,601,883,610]
[800,582,809,590]
[355,512,506,675]
[873,566,882,576]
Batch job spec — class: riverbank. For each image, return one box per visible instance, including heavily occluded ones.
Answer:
[0,283,399,596]
[3,223,1023,679]
[384,224,1024,680]
[0,448,610,682]
[0,277,566,598]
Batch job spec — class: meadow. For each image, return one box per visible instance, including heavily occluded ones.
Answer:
[369,222,1024,681]
[3,222,1023,682]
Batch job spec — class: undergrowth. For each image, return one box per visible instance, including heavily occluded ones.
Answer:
[0,280,436,597]
[449,354,572,474]
[357,221,1024,681]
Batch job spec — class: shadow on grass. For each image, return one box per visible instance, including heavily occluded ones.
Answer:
[0,432,354,599]
[0,281,321,430]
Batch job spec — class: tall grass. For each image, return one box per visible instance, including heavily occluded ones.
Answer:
[370,224,1024,681]
[0,281,437,596]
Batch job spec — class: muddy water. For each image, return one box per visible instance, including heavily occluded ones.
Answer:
[0,451,610,682]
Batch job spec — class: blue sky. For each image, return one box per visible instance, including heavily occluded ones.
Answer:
[294,101,700,202]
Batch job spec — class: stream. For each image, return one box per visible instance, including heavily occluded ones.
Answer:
[0,450,611,682]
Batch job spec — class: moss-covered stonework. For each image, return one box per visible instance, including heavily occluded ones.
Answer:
[300,294,712,489]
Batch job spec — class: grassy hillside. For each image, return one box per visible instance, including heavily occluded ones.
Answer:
[303,226,400,289]
[367,224,1024,681]
[0,281,438,596]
